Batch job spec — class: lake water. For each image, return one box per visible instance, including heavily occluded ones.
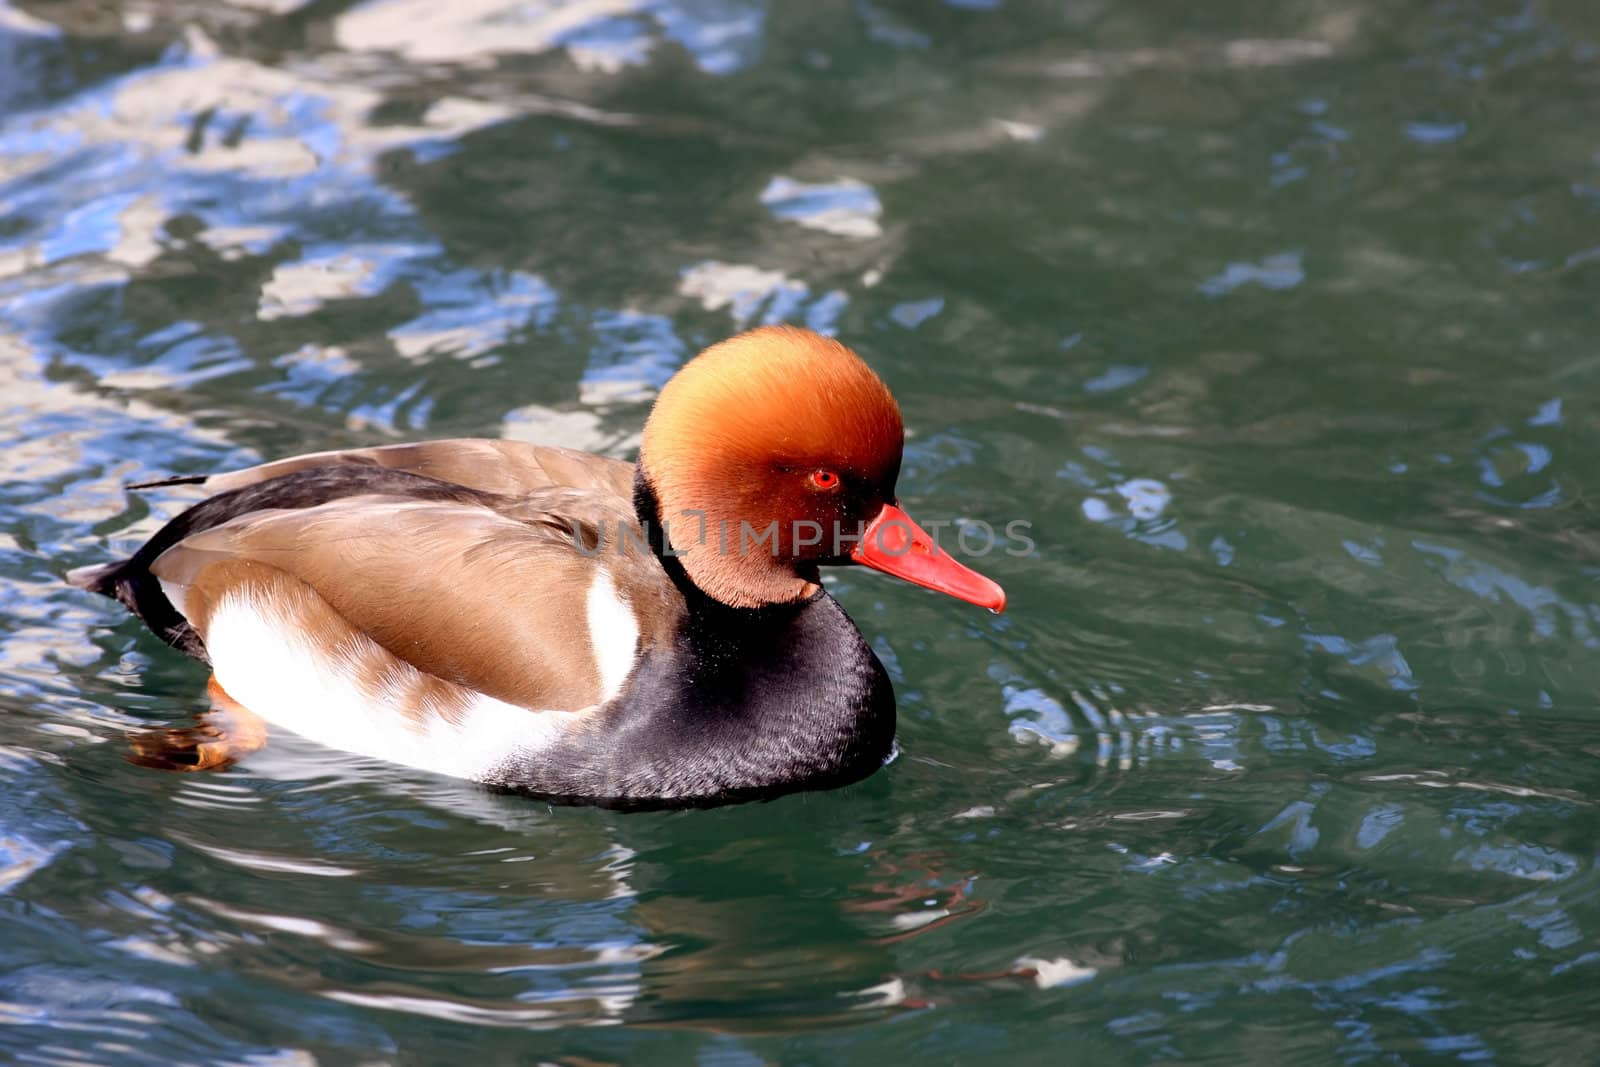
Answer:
[2,1,1597,1062]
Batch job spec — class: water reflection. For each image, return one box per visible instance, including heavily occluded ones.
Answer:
[336,0,769,76]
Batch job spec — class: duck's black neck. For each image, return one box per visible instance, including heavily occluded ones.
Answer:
[494,472,896,808]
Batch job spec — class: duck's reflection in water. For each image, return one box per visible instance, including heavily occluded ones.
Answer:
[134,742,1033,1035]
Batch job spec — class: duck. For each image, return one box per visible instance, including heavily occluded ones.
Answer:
[69,325,1005,808]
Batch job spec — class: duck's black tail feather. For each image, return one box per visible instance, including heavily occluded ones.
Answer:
[126,474,209,490]
[65,561,119,593]
[67,558,210,662]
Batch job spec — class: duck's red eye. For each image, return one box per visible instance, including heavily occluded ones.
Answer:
[808,469,841,491]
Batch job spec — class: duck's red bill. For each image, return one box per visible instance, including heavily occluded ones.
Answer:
[851,503,1007,613]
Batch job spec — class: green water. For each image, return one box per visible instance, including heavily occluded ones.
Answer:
[2,0,1598,1062]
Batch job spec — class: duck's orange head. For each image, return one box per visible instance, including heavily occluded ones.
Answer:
[639,325,1006,612]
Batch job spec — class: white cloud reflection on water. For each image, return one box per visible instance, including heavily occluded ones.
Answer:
[0,0,892,445]
[335,0,768,75]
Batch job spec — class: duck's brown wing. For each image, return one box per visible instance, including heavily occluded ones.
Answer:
[149,488,673,716]
[132,439,635,499]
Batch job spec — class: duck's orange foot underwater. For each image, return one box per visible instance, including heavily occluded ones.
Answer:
[126,676,268,773]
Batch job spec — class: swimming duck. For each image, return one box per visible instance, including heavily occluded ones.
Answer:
[70,326,1005,807]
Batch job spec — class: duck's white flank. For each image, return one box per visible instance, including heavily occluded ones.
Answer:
[199,590,572,781]
[586,569,639,703]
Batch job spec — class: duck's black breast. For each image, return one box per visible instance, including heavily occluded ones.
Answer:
[488,588,897,808]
